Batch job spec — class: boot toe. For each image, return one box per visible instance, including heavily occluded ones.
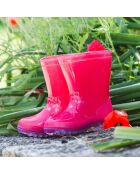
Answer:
[17,116,44,134]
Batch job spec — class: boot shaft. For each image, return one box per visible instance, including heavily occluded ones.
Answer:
[58,51,112,108]
[40,57,69,107]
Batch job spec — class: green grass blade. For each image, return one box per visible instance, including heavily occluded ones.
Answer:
[127,22,140,30]
[114,127,140,140]
[111,33,140,45]
[110,77,140,89]
[0,128,18,136]
[92,139,140,152]
[113,101,140,111]
[0,106,45,124]
[110,83,140,96]
[111,91,140,104]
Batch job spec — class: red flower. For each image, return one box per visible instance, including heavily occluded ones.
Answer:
[87,40,106,51]
[8,17,18,27]
[103,110,131,129]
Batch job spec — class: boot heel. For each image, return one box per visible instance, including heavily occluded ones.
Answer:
[96,98,113,122]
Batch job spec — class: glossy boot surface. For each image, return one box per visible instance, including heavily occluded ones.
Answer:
[17,57,69,137]
[44,51,113,135]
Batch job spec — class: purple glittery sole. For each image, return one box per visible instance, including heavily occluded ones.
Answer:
[17,126,47,138]
[44,122,103,136]
[44,127,88,136]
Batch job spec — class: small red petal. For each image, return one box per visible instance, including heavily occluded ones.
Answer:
[8,18,18,27]
[114,110,128,119]
[87,40,106,51]
[103,110,131,129]
[103,111,115,129]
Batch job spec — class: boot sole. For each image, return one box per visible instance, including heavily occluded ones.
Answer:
[44,128,85,136]
[17,126,47,138]
[44,124,100,136]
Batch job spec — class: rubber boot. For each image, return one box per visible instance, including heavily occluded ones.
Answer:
[44,50,112,135]
[17,57,69,137]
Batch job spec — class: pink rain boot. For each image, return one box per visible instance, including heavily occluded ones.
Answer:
[44,50,112,135]
[17,57,69,137]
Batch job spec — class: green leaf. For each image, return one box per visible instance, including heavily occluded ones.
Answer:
[113,101,140,111]
[7,123,17,131]
[0,96,23,106]
[0,128,18,135]
[111,33,140,45]
[114,127,140,141]
[0,106,45,124]
[92,138,140,152]
[78,33,89,51]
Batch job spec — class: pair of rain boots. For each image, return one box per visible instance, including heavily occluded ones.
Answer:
[17,40,113,137]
